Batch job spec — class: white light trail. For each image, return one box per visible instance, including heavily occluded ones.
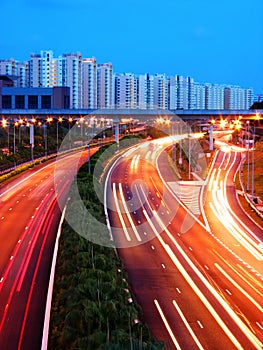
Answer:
[112,183,131,241]
[154,299,182,350]
[118,183,141,242]
[172,299,205,350]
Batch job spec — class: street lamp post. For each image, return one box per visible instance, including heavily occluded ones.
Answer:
[57,116,63,153]
[251,124,255,203]
[44,117,53,157]
[68,117,73,150]
[246,121,250,192]
[13,120,17,167]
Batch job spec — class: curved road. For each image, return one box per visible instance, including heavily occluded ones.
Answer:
[0,149,93,350]
[105,138,263,349]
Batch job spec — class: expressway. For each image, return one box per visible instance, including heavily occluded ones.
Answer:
[105,138,263,349]
[0,149,94,350]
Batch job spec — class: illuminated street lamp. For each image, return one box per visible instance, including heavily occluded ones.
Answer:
[18,118,24,145]
[68,117,73,150]
[1,118,9,152]
[219,118,227,129]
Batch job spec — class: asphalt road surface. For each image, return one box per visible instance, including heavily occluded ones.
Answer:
[105,138,263,349]
[0,149,94,350]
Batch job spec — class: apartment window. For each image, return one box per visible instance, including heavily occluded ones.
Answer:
[28,95,38,109]
[2,95,12,109]
[41,95,51,109]
[15,95,25,109]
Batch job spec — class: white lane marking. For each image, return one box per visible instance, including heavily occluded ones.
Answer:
[173,300,205,350]
[215,263,263,313]
[154,299,182,350]
[144,210,248,349]
[197,320,204,329]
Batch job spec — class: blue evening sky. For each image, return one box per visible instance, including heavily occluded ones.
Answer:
[1,0,263,93]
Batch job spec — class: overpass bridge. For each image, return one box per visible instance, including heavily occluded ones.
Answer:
[1,108,262,122]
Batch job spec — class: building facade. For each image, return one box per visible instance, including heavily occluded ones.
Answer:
[0,85,70,110]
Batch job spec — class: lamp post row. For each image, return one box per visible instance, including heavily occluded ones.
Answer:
[0,116,75,167]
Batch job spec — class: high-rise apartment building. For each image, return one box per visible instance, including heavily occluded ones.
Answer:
[58,52,82,109]
[28,53,41,87]
[205,84,225,109]
[97,63,113,109]
[153,74,168,109]
[16,61,28,87]
[194,83,206,109]
[224,86,253,109]
[137,74,148,109]
[0,58,16,77]
[40,50,53,87]
[145,74,154,109]
[115,73,138,109]
[82,57,97,109]
[0,58,28,87]
[176,75,190,109]
[168,76,177,110]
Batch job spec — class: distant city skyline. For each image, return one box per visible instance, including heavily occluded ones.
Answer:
[0,48,258,91]
[0,50,254,111]
[1,0,263,93]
